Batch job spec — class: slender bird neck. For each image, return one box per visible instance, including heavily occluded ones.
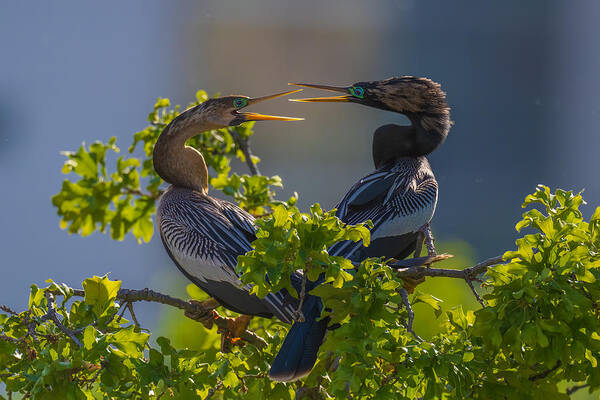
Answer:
[407,112,448,155]
[153,104,220,194]
[372,116,447,169]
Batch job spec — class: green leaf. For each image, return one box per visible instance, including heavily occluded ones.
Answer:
[83,326,96,350]
[413,292,443,318]
[107,325,149,357]
[272,205,288,228]
[591,206,600,223]
[82,276,121,317]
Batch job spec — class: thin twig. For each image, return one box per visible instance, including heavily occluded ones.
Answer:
[23,311,38,342]
[230,131,260,176]
[41,292,82,347]
[121,187,163,200]
[529,360,561,381]
[400,288,422,342]
[122,187,146,197]
[466,279,485,307]
[81,363,104,389]
[116,301,129,324]
[293,267,308,323]
[127,303,140,328]
[204,382,223,400]
[566,383,589,395]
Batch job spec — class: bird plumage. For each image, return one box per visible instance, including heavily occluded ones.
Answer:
[330,157,438,261]
[268,295,328,382]
[157,186,299,323]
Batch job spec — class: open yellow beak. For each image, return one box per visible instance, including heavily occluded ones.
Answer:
[239,89,305,121]
[287,83,353,103]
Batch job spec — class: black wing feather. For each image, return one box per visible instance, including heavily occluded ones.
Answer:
[330,158,436,260]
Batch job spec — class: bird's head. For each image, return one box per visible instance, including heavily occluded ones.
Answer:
[182,90,304,130]
[154,89,303,193]
[290,77,451,137]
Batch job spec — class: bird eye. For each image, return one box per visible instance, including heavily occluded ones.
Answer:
[233,98,248,109]
[350,86,365,99]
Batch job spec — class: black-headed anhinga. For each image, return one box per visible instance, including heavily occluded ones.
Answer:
[153,89,304,340]
[269,77,451,382]
[293,76,450,263]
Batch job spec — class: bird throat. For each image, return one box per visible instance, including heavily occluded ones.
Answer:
[153,108,211,194]
[372,116,447,169]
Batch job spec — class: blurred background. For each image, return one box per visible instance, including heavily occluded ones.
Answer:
[0,2,599,395]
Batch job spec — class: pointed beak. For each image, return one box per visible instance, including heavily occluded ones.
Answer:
[287,83,353,103]
[238,89,305,121]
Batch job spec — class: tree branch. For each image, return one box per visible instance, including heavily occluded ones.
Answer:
[69,287,267,349]
[37,255,505,353]
[390,255,506,307]
[391,255,504,279]
[230,131,260,176]
[121,187,163,200]
[400,288,422,342]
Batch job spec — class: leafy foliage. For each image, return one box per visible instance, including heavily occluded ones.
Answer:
[0,278,150,399]
[5,90,599,399]
[0,277,296,399]
[469,186,600,398]
[237,200,371,299]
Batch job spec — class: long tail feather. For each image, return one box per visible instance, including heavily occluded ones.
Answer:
[268,295,328,382]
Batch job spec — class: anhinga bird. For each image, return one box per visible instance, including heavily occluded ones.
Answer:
[153,89,305,339]
[269,77,451,382]
[293,76,450,263]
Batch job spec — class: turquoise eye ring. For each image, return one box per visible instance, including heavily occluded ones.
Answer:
[350,86,365,99]
[233,98,248,109]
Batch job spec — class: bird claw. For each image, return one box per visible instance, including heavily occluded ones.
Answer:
[185,299,253,353]
[401,276,426,294]
[389,255,426,293]
[185,299,220,329]
[218,315,253,353]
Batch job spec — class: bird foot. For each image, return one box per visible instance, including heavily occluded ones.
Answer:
[388,256,426,293]
[419,223,437,257]
[218,314,253,353]
[401,276,426,294]
[185,298,220,329]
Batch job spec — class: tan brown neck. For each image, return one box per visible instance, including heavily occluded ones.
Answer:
[153,105,218,194]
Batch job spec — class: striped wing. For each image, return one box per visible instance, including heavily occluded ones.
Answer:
[329,158,438,259]
[158,188,298,323]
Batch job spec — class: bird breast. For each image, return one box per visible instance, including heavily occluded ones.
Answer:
[370,199,436,241]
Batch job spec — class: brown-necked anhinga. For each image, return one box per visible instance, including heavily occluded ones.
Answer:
[269,77,451,382]
[153,89,304,342]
